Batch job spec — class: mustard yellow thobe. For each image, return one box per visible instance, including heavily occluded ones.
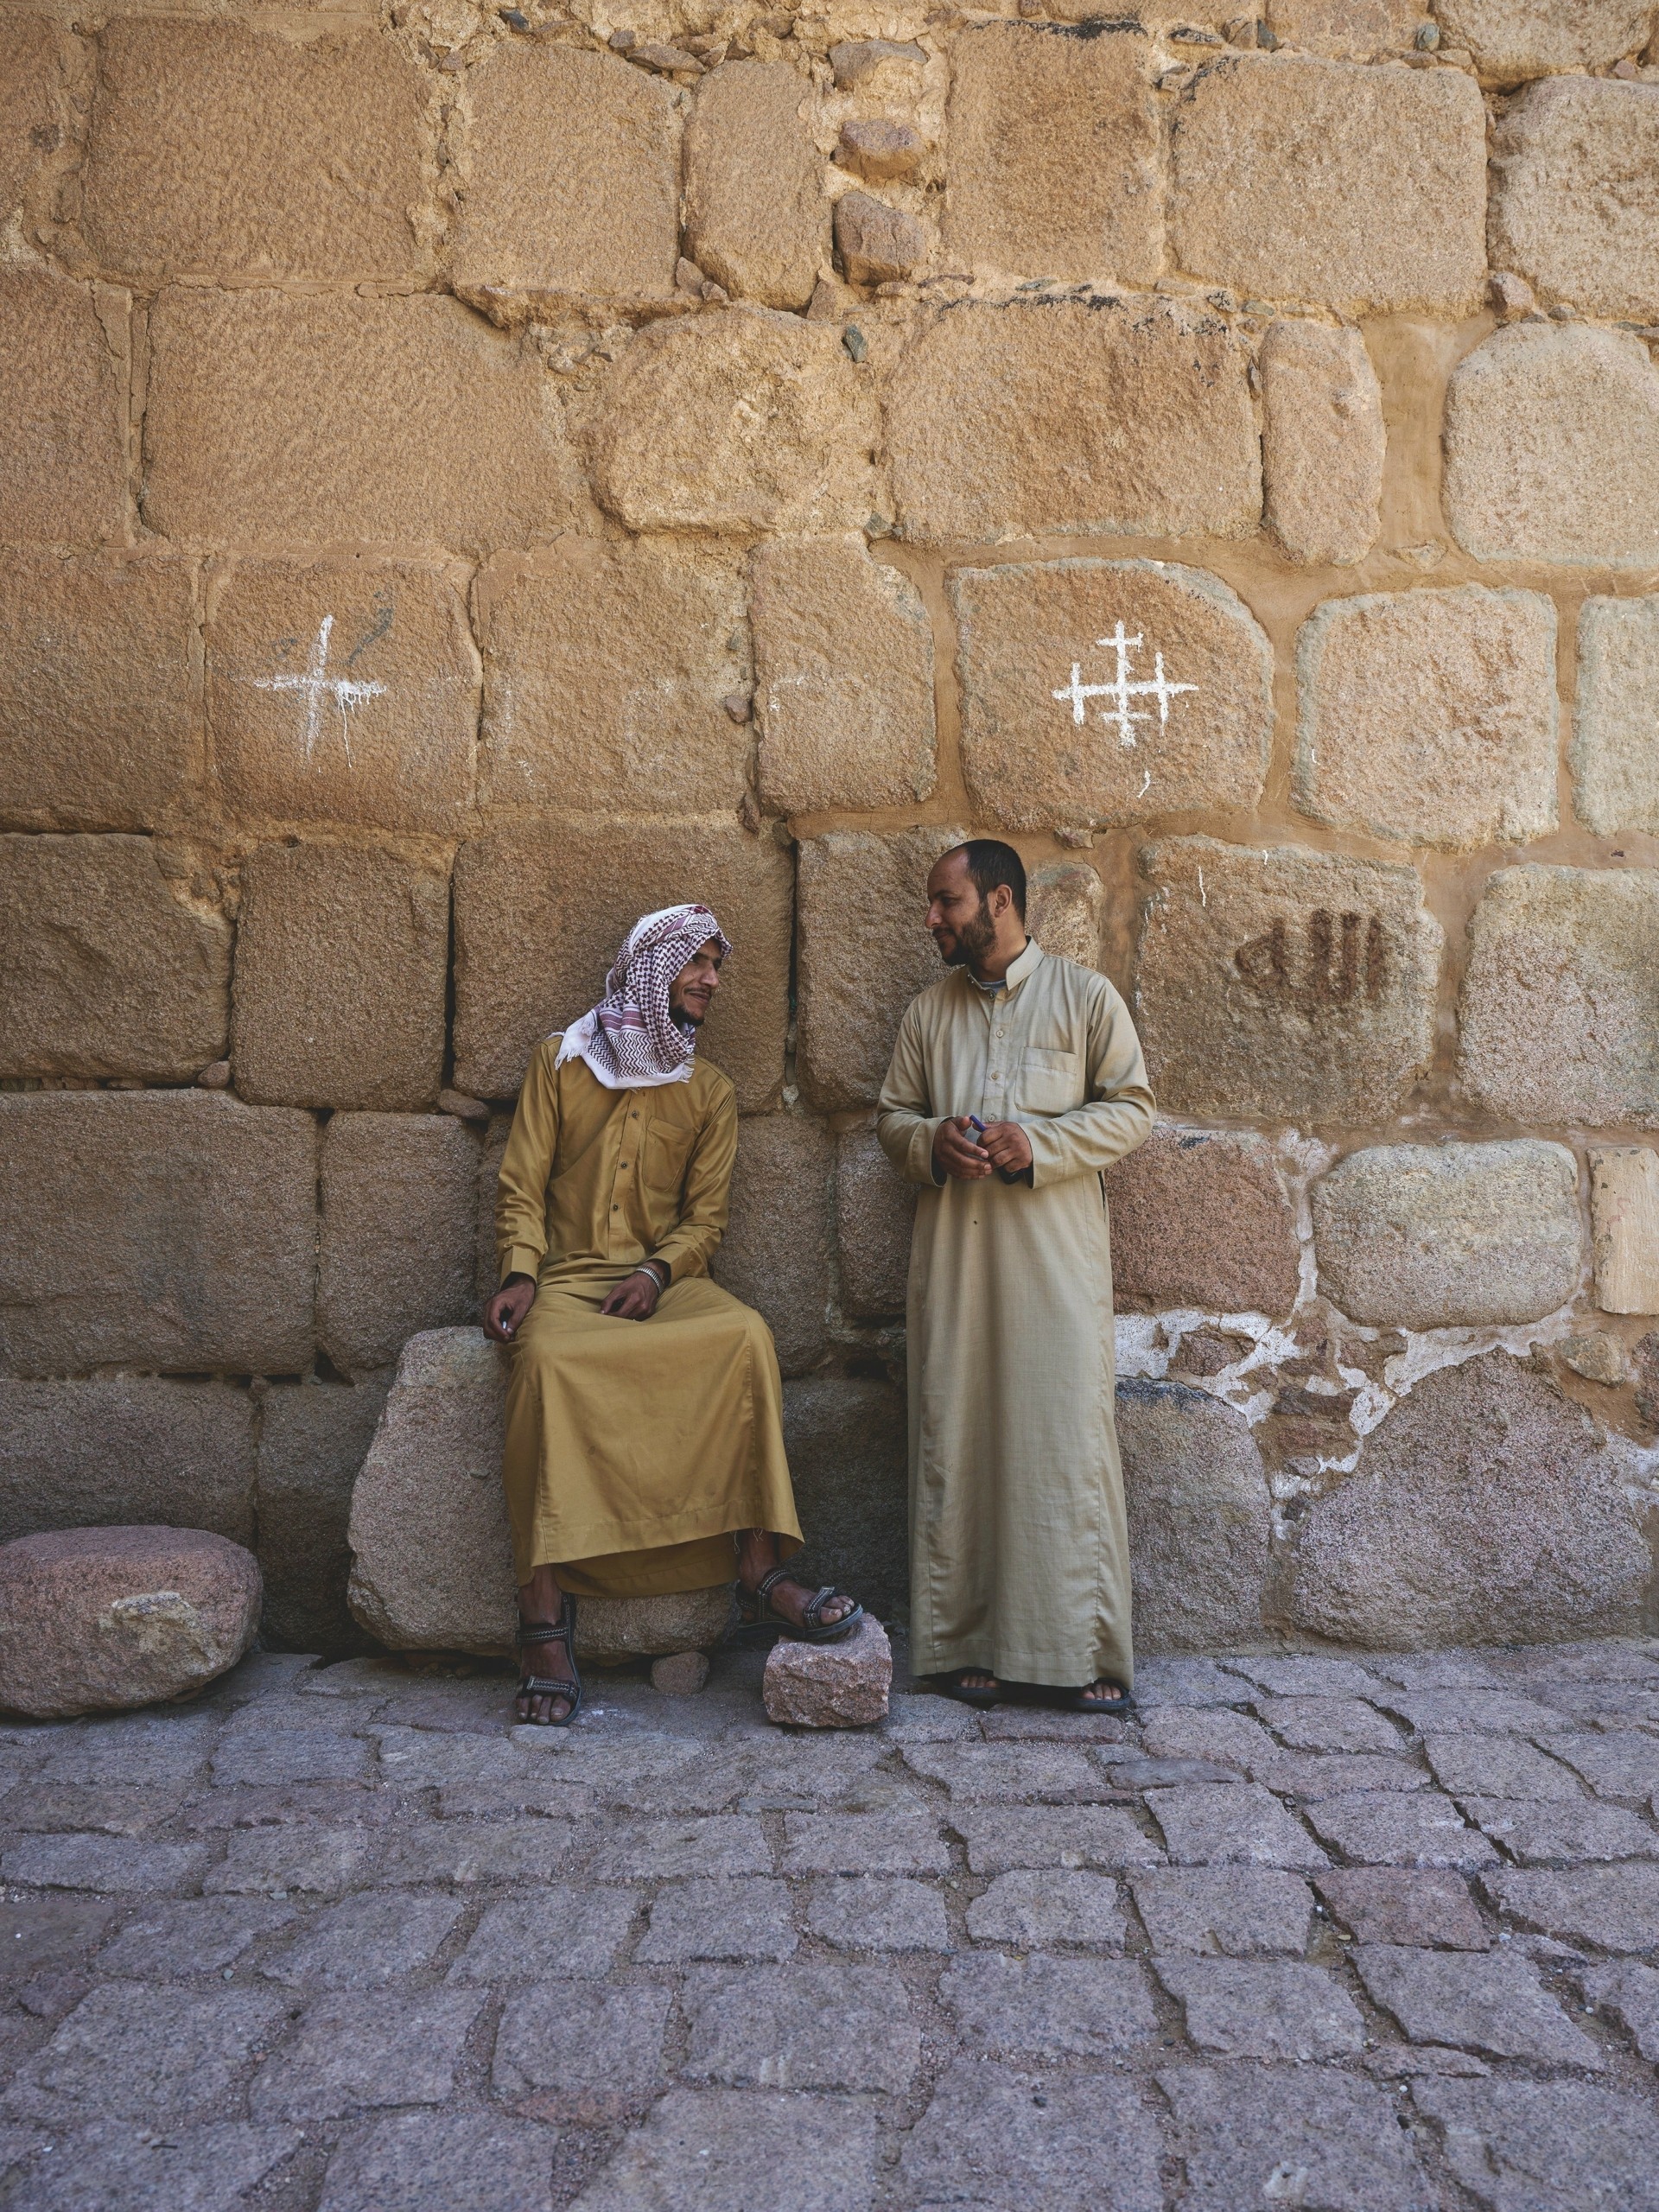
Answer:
[494,1038,801,1594]
[876,940,1155,1688]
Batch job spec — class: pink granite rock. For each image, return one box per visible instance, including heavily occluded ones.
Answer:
[763,1612,892,1728]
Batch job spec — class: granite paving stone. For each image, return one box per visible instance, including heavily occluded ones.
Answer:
[617,1739,889,1815]
[183,1783,394,1831]
[1460,1796,1659,1863]
[587,1815,769,1879]
[1130,1868,1315,1956]
[98,1895,299,1978]
[1096,1754,1240,1787]
[683,1961,919,2093]
[1413,2077,1659,2212]
[449,1885,637,1982]
[1483,1862,1659,1951]
[506,1737,702,1789]
[1224,1657,1385,1698]
[257,1889,467,1987]
[1353,1943,1603,2063]
[1252,1697,1407,1754]
[1315,1868,1491,1949]
[1139,1707,1278,1771]
[3,1982,292,2125]
[901,1743,1117,1802]
[0,1834,211,1893]
[1497,1642,1659,1685]
[1133,1658,1259,1706]
[204,1825,377,1898]
[879,1693,979,1742]
[1146,1783,1329,1868]
[1542,1731,1659,1802]
[965,1867,1128,1949]
[1160,2063,1434,2212]
[490,1981,671,2120]
[1154,1960,1365,2061]
[373,1723,591,1797]
[953,1805,1162,1873]
[899,2056,1163,2212]
[1580,1959,1659,2061]
[0,1783,189,1834]
[249,1987,487,2120]
[568,2088,876,2212]
[1372,1689,1580,1736]
[1305,1789,1498,1868]
[1255,1753,1431,1800]
[1529,1682,1659,1723]
[372,1817,572,1886]
[318,2109,561,2212]
[977,1705,1139,1745]
[804,1875,951,1952]
[637,1876,798,1963]
[0,1897,116,1979]
[1422,1731,1586,1801]
[39,1715,223,1786]
[219,1695,356,1737]
[1365,1653,1506,1692]
[780,1812,948,1874]
[938,1952,1158,2057]
[3,2120,302,2212]
[211,1732,378,1787]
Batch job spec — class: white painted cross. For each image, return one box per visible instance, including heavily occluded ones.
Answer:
[1052,620,1197,748]
[254,615,386,766]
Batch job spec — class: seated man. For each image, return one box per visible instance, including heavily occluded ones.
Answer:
[485,901,861,1724]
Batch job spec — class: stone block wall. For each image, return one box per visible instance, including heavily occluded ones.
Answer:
[3,0,1658,1655]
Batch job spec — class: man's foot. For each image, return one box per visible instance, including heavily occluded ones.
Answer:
[939,1668,1001,1709]
[740,1571,855,1634]
[1079,1678,1128,1708]
[516,1619,579,1726]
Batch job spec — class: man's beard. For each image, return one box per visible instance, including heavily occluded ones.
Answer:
[671,1004,702,1032]
[940,898,996,967]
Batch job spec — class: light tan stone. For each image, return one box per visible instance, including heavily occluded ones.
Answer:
[953,558,1272,832]
[944,20,1160,285]
[1261,321,1384,567]
[1264,0,1423,58]
[683,60,827,310]
[451,42,678,304]
[143,289,573,556]
[0,1377,256,1548]
[0,271,125,546]
[1457,865,1659,1128]
[1135,836,1442,1123]
[833,191,926,287]
[1434,0,1654,82]
[257,1378,388,1656]
[835,1122,914,1321]
[1590,1147,1659,1316]
[1490,79,1659,322]
[0,835,229,1082]
[883,296,1260,546]
[591,308,877,537]
[207,559,479,834]
[830,39,927,89]
[1312,1140,1582,1331]
[1560,1332,1630,1385]
[1027,861,1106,971]
[753,535,936,816]
[1169,56,1486,314]
[477,541,747,817]
[231,843,449,1112]
[1117,1380,1271,1654]
[0,555,195,831]
[836,118,924,185]
[1106,1124,1301,1318]
[0,1090,315,1377]
[797,826,966,1112]
[451,820,792,1111]
[1574,596,1659,836]
[81,22,432,283]
[0,13,67,219]
[1444,322,1659,569]
[318,1114,480,1381]
[710,1113,833,1376]
[1294,586,1559,849]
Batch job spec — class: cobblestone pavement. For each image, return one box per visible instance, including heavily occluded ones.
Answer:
[3,1636,1659,2210]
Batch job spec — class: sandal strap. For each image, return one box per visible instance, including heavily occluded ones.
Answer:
[519,1676,575,1696]
[519,1619,570,1646]
[753,1564,793,1605]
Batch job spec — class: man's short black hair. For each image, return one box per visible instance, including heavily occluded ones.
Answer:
[943,838,1027,920]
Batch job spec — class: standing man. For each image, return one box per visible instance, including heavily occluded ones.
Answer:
[876,842,1154,1712]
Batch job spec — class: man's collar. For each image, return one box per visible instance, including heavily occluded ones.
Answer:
[1003,937,1043,992]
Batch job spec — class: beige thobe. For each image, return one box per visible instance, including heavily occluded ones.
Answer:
[876,940,1155,1688]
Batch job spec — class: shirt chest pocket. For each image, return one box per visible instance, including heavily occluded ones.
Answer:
[1016,1045,1082,1116]
[643,1119,694,1194]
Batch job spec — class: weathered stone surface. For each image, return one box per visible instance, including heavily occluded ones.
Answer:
[1574,594,1659,837]
[1466,1796,1659,1863]
[1262,319,1385,567]
[962,1866,1126,1949]
[0,836,229,1082]
[251,1988,486,2121]
[836,117,924,185]
[683,62,826,310]
[953,558,1272,833]
[1305,1790,1498,1871]
[684,1961,916,2094]
[1417,2078,1659,2212]
[1423,1731,1584,1802]
[206,559,479,835]
[1161,2064,1433,2212]
[1490,79,1659,322]
[1294,586,1558,849]
[0,1528,260,1721]
[206,1827,376,1902]
[939,1953,1156,2057]
[1485,1862,1659,1952]
[1130,1868,1313,1956]
[0,1090,315,1376]
[319,2111,560,2212]
[1355,1944,1600,2063]
[260,1890,465,1991]
[1444,323,1659,567]
[804,1877,949,1953]
[143,289,572,556]
[0,271,126,546]
[1265,0,1424,57]
[884,296,1260,546]
[453,819,791,1111]
[1147,1783,1329,1869]
[451,42,677,304]
[833,191,925,286]
[0,14,66,221]
[782,1812,947,1875]
[753,535,935,816]
[1457,866,1659,1126]
[477,541,747,817]
[451,1888,633,1982]
[638,1878,795,1966]
[570,2089,876,2212]
[1312,1141,1582,1330]
[1316,1868,1491,1949]
[1157,1960,1365,2060]
[1550,1726,1659,1802]
[1117,1382,1272,1654]
[1562,1331,1631,1384]
[82,22,431,284]
[956,1806,1160,1874]
[1170,56,1485,313]
[763,1614,892,1729]
[6,1984,290,2127]
[374,1819,571,1889]
[835,1122,914,1321]
[710,1115,833,1377]
[1435,0,1656,81]
[318,1115,479,1380]
[1582,1960,1659,2062]
[591,308,875,536]
[257,1382,385,1657]
[232,843,448,1111]
[0,1377,255,1549]
[781,1376,908,1621]
[0,555,195,834]
[587,1816,766,1881]
[1108,1126,1300,1317]
[902,2059,1162,2212]
[907,1742,1116,1806]
[1135,837,1441,1123]
[1026,861,1105,972]
[1292,1356,1652,1648]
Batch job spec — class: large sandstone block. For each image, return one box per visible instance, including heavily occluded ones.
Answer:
[1106,1125,1300,1319]
[1169,57,1486,315]
[0,1376,256,1547]
[683,60,826,310]
[782,1374,908,1620]
[710,1114,833,1377]
[752,535,936,817]
[477,541,747,817]
[1135,837,1441,1124]
[1490,79,1659,323]
[0,554,195,833]
[1311,1141,1582,1332]
[1590,1147,1659,1317]
[1261,321,1384,568]
[590,308,877,536]
[0,270,126,545]
[1289,1354,1654,1647]
[318,1115,480,1380]
[231,843,449,1112]
[206,559,479,835]
[0,14,67,221]
[0,1091,315,1377]
[943,21,1160,285]
[835,1122,914,1321]
[451,42,678,305]
[1444,323,1659,568]
[257,1379,387,1656]
[1118,1380,1271,1655]
[0,835,230,1081]
[143,289,573,556]
[1294,587,1558,850]
[81,22,433,283]
[797,827,964,1112]
[1573,595,1659,837]
[452,821,792,1111]
[1027,861,1107,971]
[1435,0,1655,82]
[953,559,1272,833]
[883,296,1259,545]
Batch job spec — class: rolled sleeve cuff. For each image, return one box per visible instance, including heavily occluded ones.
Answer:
[1025,1127,1064,1189]
[908,1117,949,1187]
[500,1244,543,1286]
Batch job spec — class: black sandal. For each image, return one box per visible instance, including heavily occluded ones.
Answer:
[516,1592,583,1726]
[939,1669,1001,1711]
[1054,1678,1135,1715]
[736,1565,863,1646]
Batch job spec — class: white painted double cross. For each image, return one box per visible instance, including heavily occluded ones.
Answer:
[254,615,386,766]
[1052,620,1197,749]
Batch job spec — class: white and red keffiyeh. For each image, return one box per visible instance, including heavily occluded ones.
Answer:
[554,904,731,1090]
